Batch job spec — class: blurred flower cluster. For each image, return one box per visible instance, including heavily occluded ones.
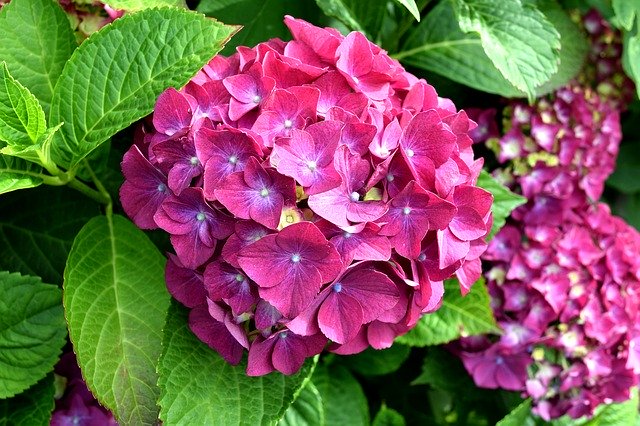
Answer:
[456,10,639,421]
[51,352,117,426]
[120,16,492,376]
[0,0,122,39]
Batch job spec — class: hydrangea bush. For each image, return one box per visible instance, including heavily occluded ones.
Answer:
[120,16,493,375]
[3,0,640,424]
[455,9,640,421]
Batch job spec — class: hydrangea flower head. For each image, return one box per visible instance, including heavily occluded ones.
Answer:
[120,16,493,375]
[455,203,640,420]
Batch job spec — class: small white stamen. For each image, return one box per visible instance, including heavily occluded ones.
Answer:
[406,148,415,157]
[157,183,167,193]
[403,207,412,215]
[350,192,360,202]
[291,254,301,263]
[189,156,200,166]
[252,95,261,104]
[386,174,394,182]
[306,160,317,171]
[260,188,269,197]
[284,119,293,129]
[228,155,238,165]
[196,212,206,222]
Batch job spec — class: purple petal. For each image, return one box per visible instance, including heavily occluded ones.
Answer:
[165,254,206,308]
[189,304,244,365]
[120,145,170,229]
[318,290,363,344]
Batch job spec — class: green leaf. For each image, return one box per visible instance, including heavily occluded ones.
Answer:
[397,0,570,98]
[49,8,237,169]
[397,278,499,347]
[411,347,476,391]
[373,404,406,426]
[0,271,66,398]
[496,399,534,426]
[0,62,47,148]
[613,0,640,31]
[158,301,315,425]
[607,142,640,194]
[279,382,325,426]
[64,215,170,425]
[0,374,55,426]
[397,0,521,97]
[530,0,588,96]
[0,155,43,195]
[580,388,639,426]
[314,0,387,39]
[342,344,411,376]
[455,0,560,100]
[198,0,318,56]
[312,363,369,426]
[103,0,187,10]
[0,0,76,115]
[625,30,640,100]
[477,170,526,240]
[0,186,99,285]
[393,0,421,21]
[1,123,61,168]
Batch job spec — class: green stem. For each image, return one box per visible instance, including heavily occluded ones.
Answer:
[67,178,111,206]
[82,159,113,216]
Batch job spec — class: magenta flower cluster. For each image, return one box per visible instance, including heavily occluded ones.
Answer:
[456,11,640,421]
[489,84,622,205]
[120,16,492,375]
[458,203,640,420]
[51,352,117,426]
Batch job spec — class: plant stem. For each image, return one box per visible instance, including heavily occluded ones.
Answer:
[67,178,111,206]
[82,159,113,216]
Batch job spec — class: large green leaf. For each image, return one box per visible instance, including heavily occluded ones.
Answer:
[397,0,572,98]
[372,404,407,426]
[314,0,387,39]
[0,63,46,148]
[64,215,170,425]
[104,0,186,10]
[496,399,534,426]
[477,170,526,240]
[530,0,588,95]
[342,344,411,376]
[0,186,98,285]
[158,301,315,425]
[278,382,325,426]
[397,279,499,347]
[0,272,65,398]
[49,8,237,169]
[607,142,640,194]
[455,0,560,100]
[0,0,76,115]
[398,0,520,96]
[0,154,43,195]
[612,0,640,31]
[393,0,421,21]
[198,0,320,56]
[312,363,369,426]
[0,374,55,426]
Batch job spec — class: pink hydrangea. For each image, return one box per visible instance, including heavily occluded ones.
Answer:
[455,11,639,420]
[455,203,640,420]
[120,16,493,376]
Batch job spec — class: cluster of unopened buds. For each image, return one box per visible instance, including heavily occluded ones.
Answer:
[120,16,492,375]
[457,10,640,421]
